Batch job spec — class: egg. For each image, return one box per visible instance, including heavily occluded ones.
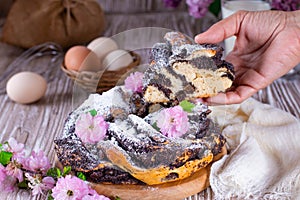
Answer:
[87,37,118,61]
[6,72,47,104]
[102,49,133,71]
[64,45,102,72]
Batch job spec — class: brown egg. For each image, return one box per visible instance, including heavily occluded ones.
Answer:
[64,45,102,72]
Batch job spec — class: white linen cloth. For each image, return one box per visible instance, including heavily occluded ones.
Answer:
[209,98,300,200]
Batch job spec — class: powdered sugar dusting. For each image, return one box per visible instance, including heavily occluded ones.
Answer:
[63,86,131,138]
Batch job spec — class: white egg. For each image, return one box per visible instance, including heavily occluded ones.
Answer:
[6,72,47,104]
[87,37,119,61]
[102,49,133,71]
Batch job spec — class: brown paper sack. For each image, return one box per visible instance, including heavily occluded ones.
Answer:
[1,0,105,49]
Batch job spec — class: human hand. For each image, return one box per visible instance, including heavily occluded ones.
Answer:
[195,10,300,104]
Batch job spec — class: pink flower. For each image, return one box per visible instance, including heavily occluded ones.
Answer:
[0,165,16,192]
[6,138,24,154]
[163,0,215,18]
[0,164,6,183]
[186,0,214,18]
[163,0,182,8]
[4,138,25,163]
[52,175,90,200]
[22,150,51,173]
[124,71,144,93]
[75,113,108,144]
[42,176,56,190]
[157,106,189,138]
[25,173,55,196]
[0,176,16,192]
[5,162,23,182]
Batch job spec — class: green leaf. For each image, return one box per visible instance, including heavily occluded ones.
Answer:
[89,109,97,117]
[76,172,86,181]
[47,167,62,179]
[47,195,54,200]
[17,180,28,189]
[152,122,160,132]
[179,100,195,113]
[57,168,62,177]
[47,191,54,200]
[63,166,72,176]
[0,151,13,165]
[115,196,121,200]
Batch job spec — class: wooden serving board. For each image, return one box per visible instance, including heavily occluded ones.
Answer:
[92,165,210,200]
[56,147,226,200]
[91,147,227,200]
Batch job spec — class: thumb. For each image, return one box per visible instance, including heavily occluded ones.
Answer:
[194,11,247,44]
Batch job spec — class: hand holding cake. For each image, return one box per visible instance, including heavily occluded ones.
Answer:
[195,10,300,105]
